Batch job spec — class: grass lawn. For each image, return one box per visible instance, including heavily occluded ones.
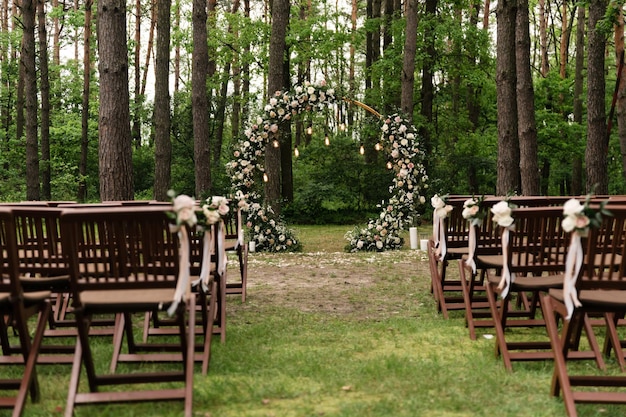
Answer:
[10,224,626,416]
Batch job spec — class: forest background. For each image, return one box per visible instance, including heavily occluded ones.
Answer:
[1,0,625,225]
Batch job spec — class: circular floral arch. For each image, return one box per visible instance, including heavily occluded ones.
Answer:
[227,81,429,252]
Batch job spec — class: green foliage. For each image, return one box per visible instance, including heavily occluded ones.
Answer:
[285,132,393,225]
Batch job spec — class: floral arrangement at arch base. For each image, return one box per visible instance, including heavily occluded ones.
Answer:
[227,81,428,253]
[344,113,428,252]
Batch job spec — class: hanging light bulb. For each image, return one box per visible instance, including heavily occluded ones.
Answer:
[263,173,269,182]
[306,126,313,135]
[375,143,382,151]
[359,145,365,155]
[324,136,330,146]
[272,139,280,148]
[294,147,299,157]
[386,161,393,169]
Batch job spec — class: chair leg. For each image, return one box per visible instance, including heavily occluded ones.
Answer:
[12,301,51,417]
[64,336,82,417]
[486,281,513,371]
[541,295,579,417]
[184,297,195,417]
[237,246,248,303]
[202,279,218,376]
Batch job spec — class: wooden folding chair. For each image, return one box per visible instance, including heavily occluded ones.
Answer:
[428,197,477,318]
[223,206,248,302]
[484,205,603,371]
[542,204,626,417]
[0,207,52,417]
[59,206,195,417]
[124,215,226,375]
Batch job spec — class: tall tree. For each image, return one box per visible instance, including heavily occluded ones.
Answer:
[22,0,39,200]
[496,0,520,195]
[154,0,172,201]
[571,4,584,195]
[265,0,290,209]
[78,0,93,202]
[192,0,211,197]
[213,0,241,165]
[419,0,437,159]
[516,0,539,195]
[98,0,134,201]
[400,0,417,119]
[37,0,51,199]
[585,0,609,193]
[614,10,626,186]
[131,0,142,147]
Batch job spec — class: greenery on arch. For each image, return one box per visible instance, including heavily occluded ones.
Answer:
[227,81,429,252]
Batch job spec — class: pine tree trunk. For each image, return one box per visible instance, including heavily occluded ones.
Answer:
[496,0,520,195]
[98,0,134,201]
[154,0,172,201]
[516,0,539,195]
[265,0,290,209]
[585,0,609,194]
[22,0,40,200]
[192,0,211,197]
[78,0,92,203]
[37,0,51,200]
[401,0,417,119]
[571,5,584,195]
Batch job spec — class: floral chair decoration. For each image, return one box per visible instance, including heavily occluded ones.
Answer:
[168,193,229,315]
[461,195,486,274]
[560,197,610,319]
[431,194,453,260]
[490,199,517,298]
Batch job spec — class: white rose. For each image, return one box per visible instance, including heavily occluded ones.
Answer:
[563,198,584,217]
[431,194,445,209]
[435,205,453,219]
[491,200,512,221]
[562,215,576,232]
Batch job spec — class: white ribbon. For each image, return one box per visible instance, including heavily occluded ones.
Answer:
[236,209,243,250]
[168,224,192,316]
[191,220,227,292]
[563,232,583,320]
[497,228,515,299]
[465,224,477,274]
[433,211,447,260]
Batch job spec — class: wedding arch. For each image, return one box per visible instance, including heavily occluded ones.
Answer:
[227,81,429,252]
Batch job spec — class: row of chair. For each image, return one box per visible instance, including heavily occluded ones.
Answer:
[0,201,248,416]
[427,194,626,416]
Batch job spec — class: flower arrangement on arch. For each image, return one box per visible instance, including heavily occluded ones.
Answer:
[344,113,428,252]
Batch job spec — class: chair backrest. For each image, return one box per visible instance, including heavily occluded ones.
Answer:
[578,204,626,290]
[506,205,570,274]
[10,207,67,277]
[0,208,25,303]
[59,206,180,296]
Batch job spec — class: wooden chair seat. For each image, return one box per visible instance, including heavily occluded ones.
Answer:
[488,273,565,291]
[80,288,177,310]
[549,288,626,309]
[19,275,70,292]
